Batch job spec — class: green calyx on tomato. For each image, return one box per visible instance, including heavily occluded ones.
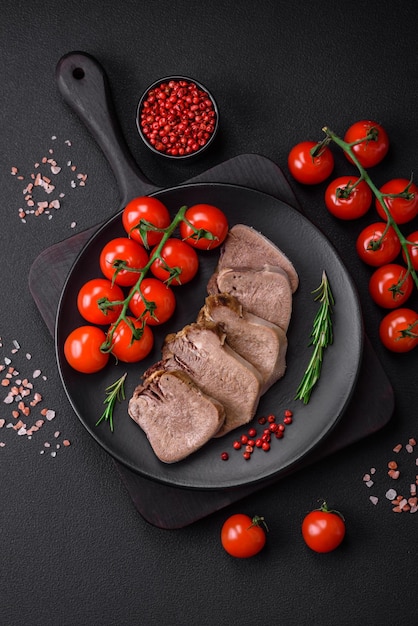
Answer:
[301,501,346,553]
[325,176,372,219]
[221,513,268,558]
[379,308,418,353]
[369,264,414,309]
[288,139,334,185]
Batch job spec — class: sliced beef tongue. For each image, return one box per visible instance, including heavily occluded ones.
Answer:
[211,223,299,293]
[128,369,225,463]
[160,320,264,437]
[197,293,288,394]
[208,265,293,331]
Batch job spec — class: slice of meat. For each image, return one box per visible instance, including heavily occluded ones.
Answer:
[210,223,299,293]
[197,293,288,394]
[208,265,293,330]
[160,321,264,436]
[128,369,225,463]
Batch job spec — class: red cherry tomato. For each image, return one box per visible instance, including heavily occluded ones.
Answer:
[110,317,154,363]
[150,238,199,286]
[122,196,171,247]
[179,204,229,250]
[356,222,401,267]
[288,141,334,185]
[99,237,149,287]
[402,230,418,270]
[344,120,389,168]
[221,514,267,558]
[369,263,413,309]
[301,503,346,553]
[77,278,124,325]
[129,278,176,325]
[379,308,418,352]
[64,326,109,374]
[325,176,372,219]
[376,178,418,225]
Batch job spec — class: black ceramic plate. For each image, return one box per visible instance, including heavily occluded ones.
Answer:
[56,182,363,490]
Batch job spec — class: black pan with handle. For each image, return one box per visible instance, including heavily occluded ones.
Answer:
[55,52,363,490]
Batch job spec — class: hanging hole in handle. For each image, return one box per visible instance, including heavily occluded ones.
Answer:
[72,67,85,80]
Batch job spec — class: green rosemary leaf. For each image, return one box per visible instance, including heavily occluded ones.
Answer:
[295,271,335,404]
[96,372,127,432]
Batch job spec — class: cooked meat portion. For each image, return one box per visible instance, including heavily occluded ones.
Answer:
[210,223,299,293]
[197,293,288,394]
[160,320,264,436]
[208,265,293,330]
[128,369,225,463]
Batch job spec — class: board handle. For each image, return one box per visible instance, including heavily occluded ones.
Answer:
[56,51,157,204]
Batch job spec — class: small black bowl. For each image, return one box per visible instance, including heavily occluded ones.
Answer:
[136,75,219,160]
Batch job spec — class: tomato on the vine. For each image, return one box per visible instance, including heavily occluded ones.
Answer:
[64,325,109,374]
[122,196,171,247]
[179,204,229,250]
[77,278,124,325]
[356,222,401,267]
[129,278,176,325]
[221,514,267,558]
[379,308,418,353]
[150,238,199,285]
[325,176,372,219]
[402,230,418,270]
[369,263,413,309]
[376,178,418,225]
[344,120,389,168]
[301,502,345,553]
[288,140,334,185]
[100,237,149,287]
[110,317,154,363]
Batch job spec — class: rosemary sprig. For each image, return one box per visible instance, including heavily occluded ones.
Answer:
[96,372,127,432]
[295,271,335,404]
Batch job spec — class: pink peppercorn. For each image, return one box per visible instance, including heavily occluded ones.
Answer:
[137,77,218,158]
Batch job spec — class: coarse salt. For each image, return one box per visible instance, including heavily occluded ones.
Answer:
[385,488,397,500]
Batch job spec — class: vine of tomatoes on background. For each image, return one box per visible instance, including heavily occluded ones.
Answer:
[64,199,229,374]
[287,119,418,353]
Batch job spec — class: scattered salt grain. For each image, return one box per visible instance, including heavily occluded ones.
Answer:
[369,496,379,505]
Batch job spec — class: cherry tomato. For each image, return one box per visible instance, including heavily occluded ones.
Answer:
[379,308,418,353]
[110,317,154,363]
[369,263,413,309]
[376,178,418,225]
[129,278,176,325]
[179,204,229,250]
[99,237,149,287]
[150,238,199,286]
[402,230,418,270]
[221,514,267,558]
[344,120,389,168]
[64,325,109,374]
[77,278,124,325]
[301,502,345,553]
[288,141,334,185]
[325,176,372,220]
[356,222,401,267]
[122,196,171,247]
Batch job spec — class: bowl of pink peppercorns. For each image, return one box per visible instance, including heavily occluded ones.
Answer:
[136,75,219,159]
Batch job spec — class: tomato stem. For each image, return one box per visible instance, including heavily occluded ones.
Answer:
[100,205,190,352]
[322,127,418,291]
